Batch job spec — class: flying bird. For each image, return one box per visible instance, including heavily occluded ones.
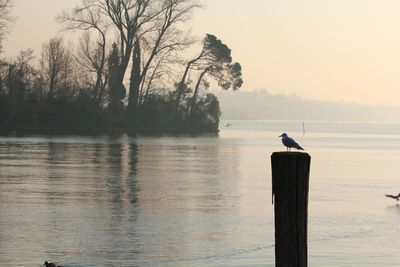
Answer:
[279,133,304,151]
[385,193,400,201]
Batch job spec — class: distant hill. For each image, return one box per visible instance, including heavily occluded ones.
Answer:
[212,89,400,121]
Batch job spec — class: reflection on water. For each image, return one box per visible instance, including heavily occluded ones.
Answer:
[386,204,400,213]
[1,135,267,267]
[3,120,400,266]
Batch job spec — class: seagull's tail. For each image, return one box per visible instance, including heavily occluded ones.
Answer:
[297,146,304,150]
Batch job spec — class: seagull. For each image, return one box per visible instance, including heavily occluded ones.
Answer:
[43,261,62,267]
[385,193,400,201]
[279,133,304,151]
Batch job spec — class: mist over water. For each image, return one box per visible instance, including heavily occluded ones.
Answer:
[1,120,400,266]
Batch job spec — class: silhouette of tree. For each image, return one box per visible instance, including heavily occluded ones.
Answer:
[13,49,35,99]
[127,40,141,126]
[60,0,199,118]
[174,34,243,119]
[66,0,159,105]
[140,48,181,104]
[58,5,108,105]
[40,37,73,99]
[107,43,125,117]
[75,32,108,104]
[136,0,199,107]
[176,34,231,108]
[190,61,243,117]
[0,1,240,136]
[192,93,221,131]
[0,0,14,53]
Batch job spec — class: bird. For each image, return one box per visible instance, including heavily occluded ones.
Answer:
[43,261,61,267]
[279,133,304,151]
[385,193,400,201]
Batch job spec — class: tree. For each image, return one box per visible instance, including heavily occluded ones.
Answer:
[14,49,36,98]
[58,4,108,104]
[140,48,181,104]
[127,40,141,123]
[175,34,223,108]
[60,0,200,115]
[135,0,199,108]
[107,42,124,115]
[176,34,243,114]
[70,0,159,103]
[0,0,14,98]
[0,0,14,53]
[190,62,243,117]
[0,0,236,135]
[40,37,73,99]
[195,93,221,131]
[75,32,108,104]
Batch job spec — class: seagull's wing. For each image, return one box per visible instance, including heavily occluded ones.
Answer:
[283,137,296,147]
[286,137,303,149]
[297,146,304,150]
[385,194,397,199]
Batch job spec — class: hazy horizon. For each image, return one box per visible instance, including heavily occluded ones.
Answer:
[214,89,400,121]
[4,0,400,106]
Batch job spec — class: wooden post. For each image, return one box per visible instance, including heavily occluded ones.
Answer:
[271,152,311,267]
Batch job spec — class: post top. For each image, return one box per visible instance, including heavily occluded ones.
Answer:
[271,151,311,159]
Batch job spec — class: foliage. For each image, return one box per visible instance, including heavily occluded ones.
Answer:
[107,43,125,116]
[176,34,243,115]
[0,2,243,136]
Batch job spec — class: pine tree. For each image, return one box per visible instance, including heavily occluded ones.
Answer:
[127,40,141,127]
[107,43,124,116]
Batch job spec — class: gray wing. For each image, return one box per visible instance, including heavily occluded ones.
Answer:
[283,137,301,148]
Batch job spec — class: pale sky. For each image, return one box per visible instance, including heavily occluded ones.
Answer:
[4,0,400,106]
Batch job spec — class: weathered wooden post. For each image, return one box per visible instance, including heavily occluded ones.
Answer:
[271,152,311,267]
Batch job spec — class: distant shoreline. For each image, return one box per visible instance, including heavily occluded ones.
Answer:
[215,90,400,122]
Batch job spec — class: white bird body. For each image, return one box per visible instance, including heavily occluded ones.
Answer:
[279,133,304,151]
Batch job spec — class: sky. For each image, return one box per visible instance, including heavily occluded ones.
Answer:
[4,0,400,106]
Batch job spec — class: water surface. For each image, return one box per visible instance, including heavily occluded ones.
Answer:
[1,120,400,266]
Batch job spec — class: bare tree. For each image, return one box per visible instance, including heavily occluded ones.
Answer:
[60,0,200,116]
[140,46,181,104]
[58,3,108,104]
[0,49,35,104]
[0,0,14,53]
[40,37,72,99]
[133,0,200,110]
[15,49,36,95]
[75,32,108,103]
[85,0,160,98]
[0,0,14,95]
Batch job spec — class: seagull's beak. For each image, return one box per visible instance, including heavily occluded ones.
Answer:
[278,134,283,137]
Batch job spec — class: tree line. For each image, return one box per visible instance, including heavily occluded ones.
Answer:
[0,0,243,135]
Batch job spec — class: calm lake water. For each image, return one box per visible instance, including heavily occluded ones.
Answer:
[1,120,400,266]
